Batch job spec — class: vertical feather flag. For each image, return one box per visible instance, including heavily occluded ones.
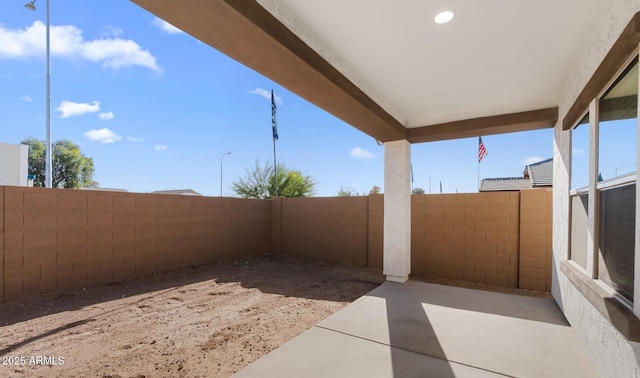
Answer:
[478,136,488,162]
[410,163,414,185]
[271,90,278,140]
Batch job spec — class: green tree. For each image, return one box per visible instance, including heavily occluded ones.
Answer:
[22,138,97,188]
[338,186,362,197]
[412,187,425,194]
[369,185,381,194]
[22,137,46,186]
[232,160,316,199]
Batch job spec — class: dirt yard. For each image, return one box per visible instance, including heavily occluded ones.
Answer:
[0,254,385,378]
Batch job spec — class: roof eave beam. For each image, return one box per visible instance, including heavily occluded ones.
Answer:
[407,107,558,143]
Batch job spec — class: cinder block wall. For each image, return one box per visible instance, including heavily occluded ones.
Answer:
[411,192,520,287]
[273,191,551,291]
[519,189,553,291]
[367,194,384,269]
[1,188,553,302]
[278,197,369,265]
[0,188,4,303]
[1,186,271,302]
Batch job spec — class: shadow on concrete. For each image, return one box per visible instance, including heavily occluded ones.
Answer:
[372,281,569,327]
[361,281,594,377]
[384,284,456,377]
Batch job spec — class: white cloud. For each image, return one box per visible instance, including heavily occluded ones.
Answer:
[101,25,123,38]
[127,136,144,143]
[350,147,375,160]
[20,95,32,102]
[0,21,160,72]
[154,144,168,152]
[152,18,184,35]
[249,88,283,106]
[572,148,584,156]
[98,111,114,120]
[84,128,122,144]
[521,156,544,166]
[56,100,100,118]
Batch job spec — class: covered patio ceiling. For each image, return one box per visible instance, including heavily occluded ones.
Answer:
[131,0,605,143]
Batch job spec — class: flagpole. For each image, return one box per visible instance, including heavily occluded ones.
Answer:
[273,138,277,196]
[477,136,488,192]
[271,90,278,197]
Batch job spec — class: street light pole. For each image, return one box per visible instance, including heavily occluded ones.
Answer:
[421,175,432,194]
[45,0,51,188]
[220,152,231,196]
[25,0,51,188]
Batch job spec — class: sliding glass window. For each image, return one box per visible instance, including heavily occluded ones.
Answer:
[596,59,638,302]
[570,113,589,269]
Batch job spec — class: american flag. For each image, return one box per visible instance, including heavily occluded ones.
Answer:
[478,136,488,162]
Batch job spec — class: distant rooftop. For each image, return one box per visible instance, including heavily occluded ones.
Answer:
[524,158,553,187]
[480,158,552,192]
[80,187,128,192]
[150,189,203,196]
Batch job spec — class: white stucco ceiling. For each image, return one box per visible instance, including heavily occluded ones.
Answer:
[258,0,606,128]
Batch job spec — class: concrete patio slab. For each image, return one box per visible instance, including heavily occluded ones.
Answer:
[234,326,507,378]
[234,281,599,378]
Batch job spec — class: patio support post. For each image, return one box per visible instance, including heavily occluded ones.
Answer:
[383,139,411,282]
[552,119,571,306]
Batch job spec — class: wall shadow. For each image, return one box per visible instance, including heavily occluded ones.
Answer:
[384,283,456,377]
[0,253,382,326]
[365,280,573,377]
[375,281,570,326]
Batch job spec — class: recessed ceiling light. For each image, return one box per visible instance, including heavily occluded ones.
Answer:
[434,9,455,24]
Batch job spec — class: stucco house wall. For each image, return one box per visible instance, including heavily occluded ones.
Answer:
[0,142,28,187]
[553,1,640,376]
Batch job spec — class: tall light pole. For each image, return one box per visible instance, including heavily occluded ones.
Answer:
[421,175,432,194]
[220,152,231,196]
[25,0,51,188]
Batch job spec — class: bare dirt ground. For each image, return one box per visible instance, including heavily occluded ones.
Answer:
[0,254,385,378]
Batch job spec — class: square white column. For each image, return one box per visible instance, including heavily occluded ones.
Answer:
[552,120,570,305]
[383,139,411,282]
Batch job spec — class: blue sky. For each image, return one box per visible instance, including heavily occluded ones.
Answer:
[0,1,567,196]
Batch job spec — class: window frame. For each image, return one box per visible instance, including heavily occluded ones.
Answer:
[568,51,638,311]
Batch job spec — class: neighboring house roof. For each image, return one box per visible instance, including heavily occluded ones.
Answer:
[480,177,532,192]
[80,187,129,192]
[151,189,202,196]
[481,158,553,192]
[524,158,553,187]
